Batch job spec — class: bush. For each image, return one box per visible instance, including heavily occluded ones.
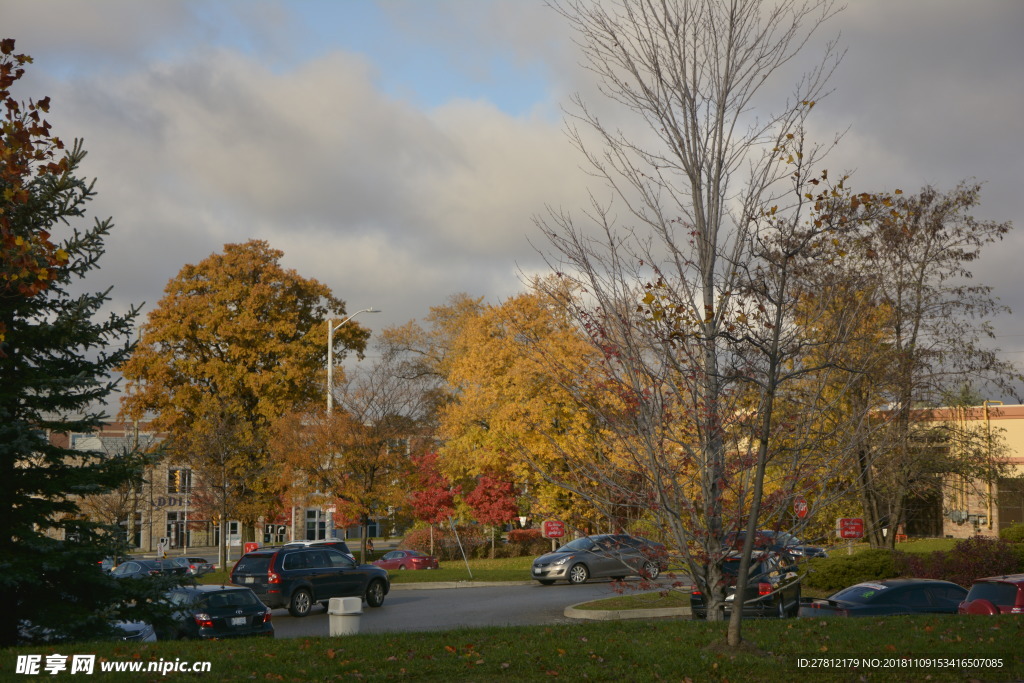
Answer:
[999,523,1024,544]
[502,529,552,558]
[898,535,1018,587]
[399,525,487,561]
[507,529,543,544]
[803,549,901,591]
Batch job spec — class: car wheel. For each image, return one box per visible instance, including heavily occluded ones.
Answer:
[398,565,406,570]
[288,588,313,617]
[777,599,787,619]
[567,563,589,585]
[537,580,556,586]
[365,579,386,608]
[789,588,801,617]
[642,561,660,581]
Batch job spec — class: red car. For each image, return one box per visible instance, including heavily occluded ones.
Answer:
[959,574,1024,614]
[372,550,439,571]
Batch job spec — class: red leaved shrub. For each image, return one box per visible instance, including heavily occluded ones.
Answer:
[898,535,1019,587]
[399,525,487,561]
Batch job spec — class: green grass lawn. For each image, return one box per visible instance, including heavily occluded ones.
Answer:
[573,589,691,610]
[6,615,1019,681]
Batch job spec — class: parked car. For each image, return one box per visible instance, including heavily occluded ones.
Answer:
[158,585,273,640]
[110,559,189,580]
[114,621,157,642]
[98,555,135,572]
[799,579,967,617]
[169,556,215,577]
[690,551,802,619]
[531,534,667,585]
[19,620,157,644]
[373,550,439,571]
[727,530,828,560]
[959,574,1024,614]
[230,545,390,617]
[284,539,355,561]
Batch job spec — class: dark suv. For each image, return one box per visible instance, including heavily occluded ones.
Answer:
[690,551,802,619]
[230,546,389,617]
[959,574,1024,615]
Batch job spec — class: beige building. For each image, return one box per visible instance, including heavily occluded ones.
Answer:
[929,404,1024,540]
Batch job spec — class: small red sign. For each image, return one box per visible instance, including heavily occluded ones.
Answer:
[794,496,809,519]
[542,519,566,539]
[837,518,864,539]
[243,542,260,554]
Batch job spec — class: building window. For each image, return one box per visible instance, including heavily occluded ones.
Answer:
[305,509,326,540]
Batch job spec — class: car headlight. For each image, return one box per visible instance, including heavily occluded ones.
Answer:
[553,555,574,565]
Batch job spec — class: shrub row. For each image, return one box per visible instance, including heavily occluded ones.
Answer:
[399,525,488,561]
[399,526,552,560]
[802,536,1024,591]
[999,522,1024,544]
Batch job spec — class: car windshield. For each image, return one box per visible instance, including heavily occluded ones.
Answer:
[830,583,890,603]
[233,555,271,573]
[720,559,767,577]
[966,582,1019,605]
[558,538,596,552]
[199,590,261,610]
[775,532,799,545]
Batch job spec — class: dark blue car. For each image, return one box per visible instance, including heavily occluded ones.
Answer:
[798,579,967,617]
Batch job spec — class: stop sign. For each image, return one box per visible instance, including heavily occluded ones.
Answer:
[794,496,808,519]
[542,519,565,538]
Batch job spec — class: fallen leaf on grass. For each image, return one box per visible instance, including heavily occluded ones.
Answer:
[445,646,457,653]
[501,663,510,669]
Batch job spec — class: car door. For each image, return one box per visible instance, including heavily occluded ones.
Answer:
[324,548,363,596]
[377,551,399,570]
[584,536,621,578]
[302,550,337,601]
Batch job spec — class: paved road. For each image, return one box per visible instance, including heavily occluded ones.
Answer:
[271,580,651,639]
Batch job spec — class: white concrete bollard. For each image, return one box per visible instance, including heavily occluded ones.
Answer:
[327,596,363,636]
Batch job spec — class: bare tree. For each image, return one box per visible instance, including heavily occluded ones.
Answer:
[850,184,1019,546]
[535,0,857,645]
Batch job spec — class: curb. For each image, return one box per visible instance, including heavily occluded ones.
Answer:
[564,601,691,621]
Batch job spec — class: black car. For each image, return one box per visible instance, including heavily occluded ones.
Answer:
[159,585,273,640]
[169,556,215,577]
[798,579,967,617]
[230,545,389,617]
[110,559,189,580]
[691,551,802,619]
[531,534,668,585]
[728,530,828,561]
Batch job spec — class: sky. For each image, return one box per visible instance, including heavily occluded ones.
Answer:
[4,0,1024,389]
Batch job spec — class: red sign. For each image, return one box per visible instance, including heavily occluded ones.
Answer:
[794,496,809,519]
[243,542,260,554]
[542,519,566,539]
[837,518,864,539]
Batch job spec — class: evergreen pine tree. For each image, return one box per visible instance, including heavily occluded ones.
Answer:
[0,39,151,646]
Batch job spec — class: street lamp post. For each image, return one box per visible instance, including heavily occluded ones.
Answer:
[327,308,380,413]
[319,307,380,541]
